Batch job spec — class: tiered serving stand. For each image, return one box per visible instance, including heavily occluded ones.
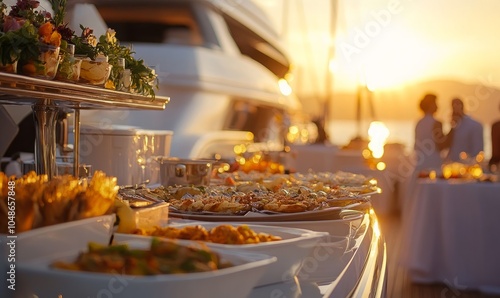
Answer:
[0,72,170,179]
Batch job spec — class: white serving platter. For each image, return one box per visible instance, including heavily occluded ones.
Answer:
[114,222,328,286]
[15,240,276,298]
[168,199,370,222]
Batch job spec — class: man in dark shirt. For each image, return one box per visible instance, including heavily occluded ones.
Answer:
[489,104,500,171]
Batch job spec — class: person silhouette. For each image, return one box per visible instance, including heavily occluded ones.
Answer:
[488,103,500,171]
[413,93,453,175]
[446,98,484,162]
[313,117,330,144]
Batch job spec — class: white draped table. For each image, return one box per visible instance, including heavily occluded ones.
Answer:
[401,179,500,294]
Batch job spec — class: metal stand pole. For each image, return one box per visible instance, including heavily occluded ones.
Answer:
[73,108,80,177]
[32,99,58,179]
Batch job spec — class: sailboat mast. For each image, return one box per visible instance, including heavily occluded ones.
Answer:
[323,0,337,134]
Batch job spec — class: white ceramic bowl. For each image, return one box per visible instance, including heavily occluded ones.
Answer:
[15,241,276,298]
[0,214,115,298]
[1,214,115,262]
[114,222,327,286]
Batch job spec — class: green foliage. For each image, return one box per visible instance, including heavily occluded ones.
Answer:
[126,56,158,99]
[0,21,39,65]
[97,29,157,98]
[56,39,78,81]
[49,0,66,27]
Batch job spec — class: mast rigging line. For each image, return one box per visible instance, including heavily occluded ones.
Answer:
[295,0,322,103]
[323,0,338,126]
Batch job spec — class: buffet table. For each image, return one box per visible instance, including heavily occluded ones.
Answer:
[401,179,500,293]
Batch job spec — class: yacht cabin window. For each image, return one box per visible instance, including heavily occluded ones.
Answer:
[96,4,204,46]
[94,2,289,78]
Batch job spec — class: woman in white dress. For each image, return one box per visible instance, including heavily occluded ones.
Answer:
[413,93,453,175]
[402,93,454,212]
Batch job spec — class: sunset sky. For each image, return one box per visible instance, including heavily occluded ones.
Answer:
[255,0,500,153]
[255,0,500,95]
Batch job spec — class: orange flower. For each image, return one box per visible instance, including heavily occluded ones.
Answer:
[49,31,62,47]
[38,21,53,37]
[38,22,62,47]
[104,80,115,90]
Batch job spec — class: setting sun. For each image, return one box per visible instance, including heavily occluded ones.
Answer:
[359,26,437,91]
[256,0,500,95]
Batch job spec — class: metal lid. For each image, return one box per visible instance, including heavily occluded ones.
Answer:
[80,124,139,136]
[81,124,174,136]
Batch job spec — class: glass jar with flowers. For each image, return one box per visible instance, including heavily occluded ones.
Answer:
[0,1,39,73]
[51,0,82,82]
[4,0,62,79]
[29,21,62,79]
[78,52,112,86]
[55,41,81,82]
[72,26,158,97]
[71,25,112,86]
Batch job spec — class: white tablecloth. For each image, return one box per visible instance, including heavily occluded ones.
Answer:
[401,179,500,294]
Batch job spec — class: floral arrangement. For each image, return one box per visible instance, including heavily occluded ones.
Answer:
[0,15,37,70]
[0,0,58,72]
[0,0,158,98]
[73,25,158,98]
[54,0,157,97]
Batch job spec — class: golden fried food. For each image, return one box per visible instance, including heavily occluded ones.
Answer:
[40,175,84,226]
[133,224,282,245]
[3,171,47,232]
[0,171,9,198]
[235,225,260,243]
[73,171,118,220]
[0,171,118,233]
[209,225,245,244]
[135,225,209,241]
[0,172,12,233]
[235,225,281,243]
[149,226,182,239]
[177,225,209,240]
